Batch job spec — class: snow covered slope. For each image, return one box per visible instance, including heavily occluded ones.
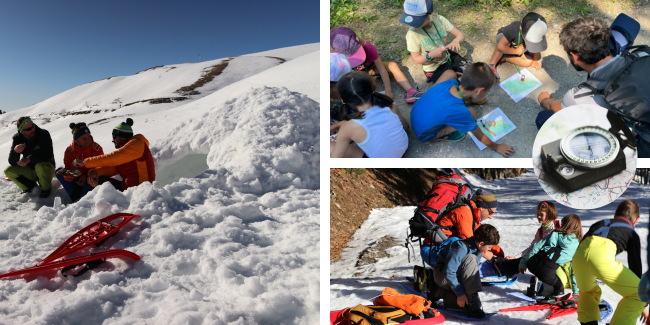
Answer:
[330,170,649,324]
[0,44,319,324]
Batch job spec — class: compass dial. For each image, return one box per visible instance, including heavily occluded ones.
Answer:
[560,126,619,169]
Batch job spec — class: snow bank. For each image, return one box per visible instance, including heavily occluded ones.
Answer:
[153,86,319,192]
[0,86,320,324]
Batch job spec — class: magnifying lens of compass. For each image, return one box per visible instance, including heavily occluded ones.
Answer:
[560,126,619,169]
[569,132,611,160]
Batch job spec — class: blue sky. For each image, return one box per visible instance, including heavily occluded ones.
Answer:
[0,0,319,112]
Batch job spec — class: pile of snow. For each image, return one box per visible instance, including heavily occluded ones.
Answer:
[0,44,319,324]
[153,86,319,192]
[330,170,648,324]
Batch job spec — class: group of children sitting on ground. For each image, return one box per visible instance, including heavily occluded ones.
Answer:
[418,195,647,325]
[330,0,645,158]
[330,0,553,158]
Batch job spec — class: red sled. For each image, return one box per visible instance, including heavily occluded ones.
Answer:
[0,213,141,280]
[330,309,445,324]
[39,213,140,265]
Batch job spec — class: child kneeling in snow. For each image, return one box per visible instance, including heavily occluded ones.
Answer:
[330,71,409,158]
[500,214,582,298]
[429,224,500,318]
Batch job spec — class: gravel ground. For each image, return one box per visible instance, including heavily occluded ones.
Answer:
[367,5,650,158]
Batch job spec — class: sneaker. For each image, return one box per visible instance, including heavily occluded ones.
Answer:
[526,276,540,298]
[436,131,466,142]
[39,188,51,198]
[489,64,500,81]
[404,87,424,104]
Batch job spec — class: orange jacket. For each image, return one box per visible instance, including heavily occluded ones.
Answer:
[84,134,155,190]
[63,138,104,180]
[436,200,504,257]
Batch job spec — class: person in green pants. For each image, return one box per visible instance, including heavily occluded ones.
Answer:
[573,200,649,325]
[4,117,55,198]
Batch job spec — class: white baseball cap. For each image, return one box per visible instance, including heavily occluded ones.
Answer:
[522,13,548,53]
[398,0,433,28]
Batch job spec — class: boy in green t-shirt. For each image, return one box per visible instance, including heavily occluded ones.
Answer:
[399,0,467,83]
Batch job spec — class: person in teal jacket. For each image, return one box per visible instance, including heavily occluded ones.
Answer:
[501,214,582,297]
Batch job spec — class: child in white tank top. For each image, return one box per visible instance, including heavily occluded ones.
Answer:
[330,71,409,158]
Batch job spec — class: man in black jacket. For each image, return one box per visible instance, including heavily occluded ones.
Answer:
[4,117,55,198]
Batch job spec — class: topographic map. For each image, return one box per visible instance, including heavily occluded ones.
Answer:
[532,105,637,209]
[499,68,542,103]
[469,107,517,150]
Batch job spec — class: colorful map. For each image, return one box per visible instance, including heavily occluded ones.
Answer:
[468,107,516,150]
[499,68,542,103]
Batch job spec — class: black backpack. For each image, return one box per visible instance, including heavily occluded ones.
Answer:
[575,45,650,157]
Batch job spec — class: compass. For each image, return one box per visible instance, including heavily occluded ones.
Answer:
[541,126,627,192]
[560,126,620,169]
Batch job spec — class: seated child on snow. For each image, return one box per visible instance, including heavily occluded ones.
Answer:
[330,27,424,104]
[482,201,579,294]
[409,63,515,157]
[487,12,548,80]
[330,53,352,141]
[500,214,582,298]
[56,123,104,202]
[506,201,559,260]
[330,71,409,158]
[429,224,500,319]
[573,200,648,325]
[399,0,469,83]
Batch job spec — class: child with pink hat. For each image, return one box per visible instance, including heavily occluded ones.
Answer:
[330,27,424,104]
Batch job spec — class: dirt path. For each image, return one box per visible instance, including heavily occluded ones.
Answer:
[337,1,650,158]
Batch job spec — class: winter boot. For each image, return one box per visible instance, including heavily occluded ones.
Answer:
[39,188,51,198]
[526,276,541,298]
[538,281,565,298]
[493,261,505,278]
[16,176,36,193]
[462,293,486,319]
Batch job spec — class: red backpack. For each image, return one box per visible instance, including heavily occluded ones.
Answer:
[406,173,473,250]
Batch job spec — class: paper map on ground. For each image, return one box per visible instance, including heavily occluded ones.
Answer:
[532,104,637,209]
[468,107,516,150]
[499,68,542,103]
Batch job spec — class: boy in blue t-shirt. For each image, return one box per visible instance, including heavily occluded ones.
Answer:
[410,63,515,157]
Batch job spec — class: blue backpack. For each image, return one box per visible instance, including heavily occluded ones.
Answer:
[420,236,462,267]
